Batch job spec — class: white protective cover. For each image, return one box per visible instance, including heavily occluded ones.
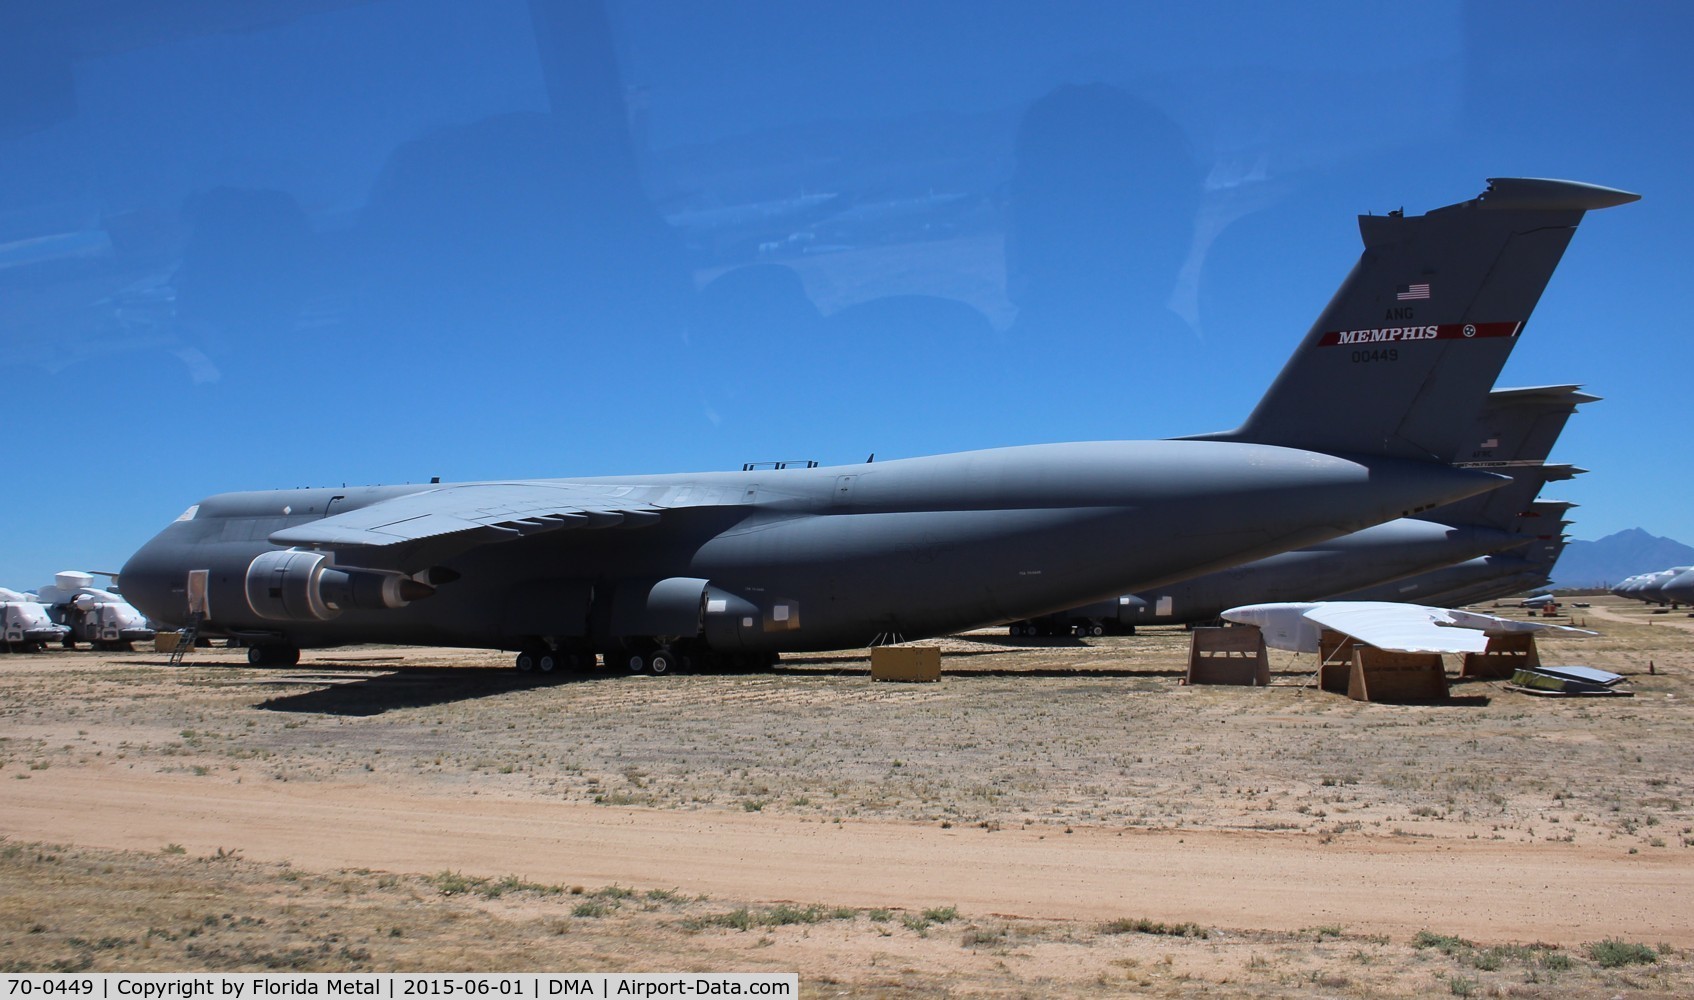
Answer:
[54,571,95,592]
[1222,601,1596,654]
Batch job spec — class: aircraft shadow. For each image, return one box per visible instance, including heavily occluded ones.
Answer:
[138,658,1495,715]
[945,666,1183,679]
[780,647,1012,666]
[1341,693,1491,707]
[255,668,578,716]
[770,664,1179,679]
[954,636,1090,648]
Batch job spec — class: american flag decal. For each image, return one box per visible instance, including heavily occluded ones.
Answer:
[1397,282,1430,300]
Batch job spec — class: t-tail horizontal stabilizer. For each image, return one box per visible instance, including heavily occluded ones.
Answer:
[1202,178,1638,463]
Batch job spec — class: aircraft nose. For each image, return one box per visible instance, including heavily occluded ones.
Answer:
[119,540,181,625]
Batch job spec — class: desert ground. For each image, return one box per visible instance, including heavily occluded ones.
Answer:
[2,595,1690,996]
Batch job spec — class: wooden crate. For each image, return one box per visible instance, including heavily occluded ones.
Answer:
[870,646,941,682]
[1461,632,1540,680]
[1185,626,1270,686]
[1348,646,1449,702]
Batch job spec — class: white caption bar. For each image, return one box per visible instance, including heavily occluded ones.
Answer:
[2,975,797,1000]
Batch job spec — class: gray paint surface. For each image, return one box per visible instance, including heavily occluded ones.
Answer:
[120,179,1636,661]
[1054,386,1594,629]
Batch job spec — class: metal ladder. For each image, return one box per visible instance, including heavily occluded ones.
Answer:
[169,612,204,666]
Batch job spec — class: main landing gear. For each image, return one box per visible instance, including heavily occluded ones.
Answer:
[511,641,780,677]
[624,646,685,675]
[514,645,597,675]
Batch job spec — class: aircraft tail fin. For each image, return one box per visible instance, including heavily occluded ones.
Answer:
[1450,384,1598,469]
[1200,178,1636,462]
[1425,384,1595,530]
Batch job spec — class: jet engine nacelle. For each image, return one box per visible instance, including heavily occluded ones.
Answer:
[602,577,765,650]
[244,550,431,622]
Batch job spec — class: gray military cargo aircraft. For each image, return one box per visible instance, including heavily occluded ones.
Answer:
[1612,571,1650,603]
[1339,500,1575,607]
[1012,384,1594,635]
[1617,566,1693,606]
[119,178,1636,671]
[1660,567,1694,608]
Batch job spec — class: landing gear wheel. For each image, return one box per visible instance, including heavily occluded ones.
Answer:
[514,650,536,672]
[648,648,677,675]
[537,652,559,674]
[1086,623,1105,637]
[1008,623,1025,638]
[626,651,649,673]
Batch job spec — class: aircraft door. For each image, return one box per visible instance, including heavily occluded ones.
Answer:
[186,569,210,618]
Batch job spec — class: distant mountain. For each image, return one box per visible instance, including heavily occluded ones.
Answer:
[1552,528,1694,589]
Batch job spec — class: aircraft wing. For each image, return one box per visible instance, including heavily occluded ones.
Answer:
[1301,602,1497,653]
[268,482,673,551]
[1224,600,1595,654]
[1438,607,1597,638]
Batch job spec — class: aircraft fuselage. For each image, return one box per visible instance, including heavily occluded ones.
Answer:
[120,440,1498,656]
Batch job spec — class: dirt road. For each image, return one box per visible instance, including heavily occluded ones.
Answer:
[6,753,1688,947]
[2,601,1690,992]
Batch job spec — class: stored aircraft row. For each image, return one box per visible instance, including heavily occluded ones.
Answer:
[0,588,69,652]
[1,572,155,652]
[1344,506,1572,607]
[118,178,1638,671]
[1011,383,1593,635]
[1613,567,1694,607]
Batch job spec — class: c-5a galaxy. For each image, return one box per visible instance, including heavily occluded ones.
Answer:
[120,178,1637,672]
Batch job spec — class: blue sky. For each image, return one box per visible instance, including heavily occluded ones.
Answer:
[1,0,1689,589]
